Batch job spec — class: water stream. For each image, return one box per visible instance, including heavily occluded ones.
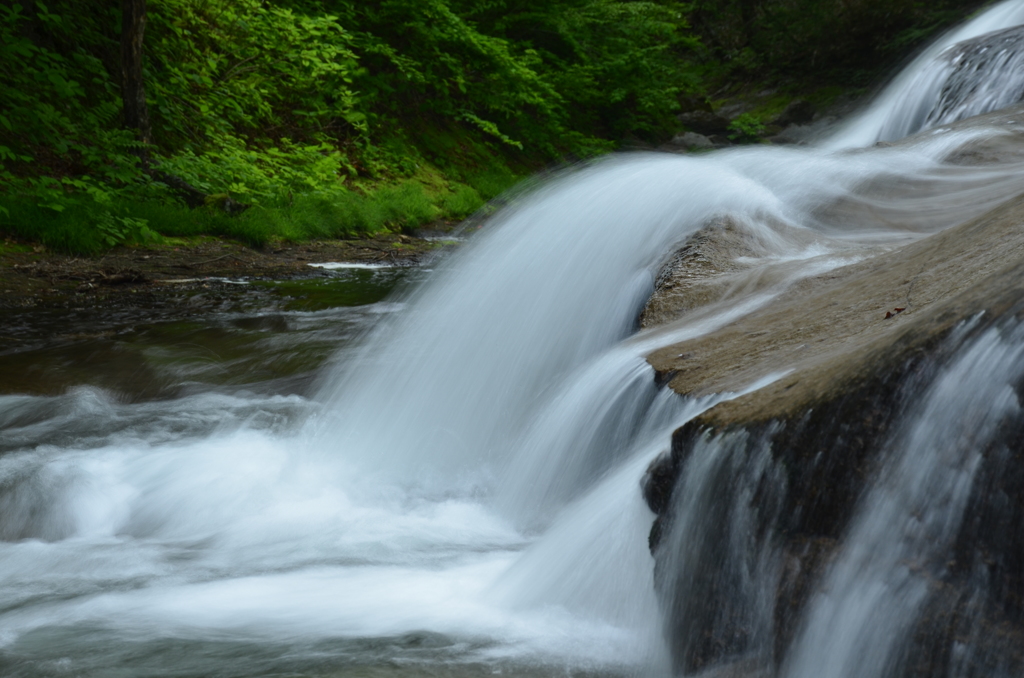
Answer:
[827,0,1024,147]
[781,321,1024,678]
[6,2,1024,676]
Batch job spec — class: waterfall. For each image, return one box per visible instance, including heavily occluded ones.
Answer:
[6,3,1024,675]
[302,140,979,499]
[649,319,1024,677]
[781,321,1024,678]
[4,141,1005,675]
[653,429,787,675]
[827,0,1024,148]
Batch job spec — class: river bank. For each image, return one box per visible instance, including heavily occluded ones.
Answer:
[0,232,448,349]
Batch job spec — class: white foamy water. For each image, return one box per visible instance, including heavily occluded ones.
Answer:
[308,262,394,270]
[3,139,1022,676]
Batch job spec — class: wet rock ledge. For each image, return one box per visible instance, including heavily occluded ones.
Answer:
[640,111,1024,676]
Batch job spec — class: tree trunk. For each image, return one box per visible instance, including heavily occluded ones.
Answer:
[118,0,240,212]
[121,0,151,152]
[739,0,759,45]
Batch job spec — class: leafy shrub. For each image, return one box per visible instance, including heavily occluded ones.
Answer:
[370,182,440,231]
[0,0,984,252]
[0,195,158,254]
[727,113,767,142]
[460,165,520,200]
[441,184,485,219]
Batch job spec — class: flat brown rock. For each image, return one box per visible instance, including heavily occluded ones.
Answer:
[646,113,1024,428]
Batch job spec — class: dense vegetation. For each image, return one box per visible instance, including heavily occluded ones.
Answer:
[0,0,987,253]
[689,0,987,86]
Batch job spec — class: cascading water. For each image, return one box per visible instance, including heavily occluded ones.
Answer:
[0,148,902,676]
[780,321,1024,678]
[827,0,1024,148]
[6,2,1024,676]
[652,429,786,675]
[648,318,1024,678]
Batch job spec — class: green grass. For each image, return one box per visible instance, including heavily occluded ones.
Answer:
[459,165,521,201]
[0,169,521,254]
[0,198,119,254]
[440,184,485,219]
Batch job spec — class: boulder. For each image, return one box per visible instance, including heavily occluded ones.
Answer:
[771,99,816,127]
[677,110,732,136]
[670,132,716,150]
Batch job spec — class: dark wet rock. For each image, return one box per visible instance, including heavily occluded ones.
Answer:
[677,110,732,136]
[773,536,838,664]
[642,450,678,517]
[768,124,815,145]
[678,95,715,114]
[648,325,1024,674]
[97,268,148,285]
[642,449,680,551]
[651,426,786,674]
[671,132,716,150]
[645,364,917,669]
[928,25,1024,129]
[899,578,1024,678]
[771,99,816,127]
[716,102,754,120]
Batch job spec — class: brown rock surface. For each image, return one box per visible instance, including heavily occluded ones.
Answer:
[649,193,1024,424]
[645,109,1024,428]
[644,106,1024,677]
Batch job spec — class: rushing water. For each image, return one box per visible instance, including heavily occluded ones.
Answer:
[828,0,1024,148]
[7,3,1024,677]
[780,320,1024,678]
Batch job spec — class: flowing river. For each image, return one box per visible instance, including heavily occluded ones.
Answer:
[6,2,1024,676]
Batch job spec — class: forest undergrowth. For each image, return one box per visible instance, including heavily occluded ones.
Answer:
[0,0,989,253]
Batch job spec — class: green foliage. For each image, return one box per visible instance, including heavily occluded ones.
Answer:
[0,2,143,184]
[0,176,484,254]
[0,194,158,254]
[727,113,767,141]
[371,182,440,231]
[3,0,677,253]
[1,0,705,188]
[154,135,352,199]
[451,0,703,143]
[96,212,159,247]
[0,0,991,253]
[147,0,362,145]
[348,0,564,153]
[441,184,485,219]
[459,164,521,200]
[687,0,984,82]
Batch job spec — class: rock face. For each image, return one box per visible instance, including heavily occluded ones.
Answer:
[677,110,733,136]
[771,100,816,127]
[638,216,760,328]
[670,131,717,150]
[641,107,1024,676]
[926,25,1024,130]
